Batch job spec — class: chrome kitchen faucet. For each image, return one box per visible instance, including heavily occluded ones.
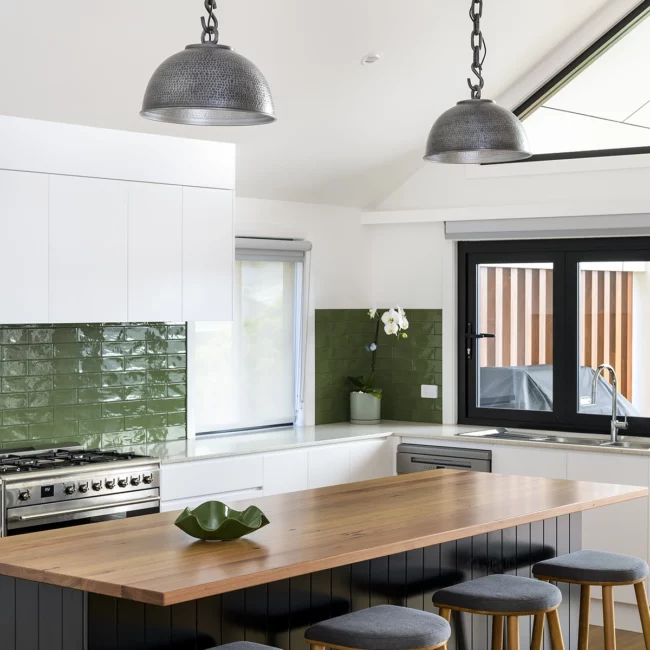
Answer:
[591,364,629,444]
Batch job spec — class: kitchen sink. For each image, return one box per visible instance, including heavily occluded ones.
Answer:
[457,430,650,450]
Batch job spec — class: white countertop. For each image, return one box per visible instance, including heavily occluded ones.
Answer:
[116,420,650,465]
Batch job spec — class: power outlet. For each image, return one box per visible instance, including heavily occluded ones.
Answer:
[421,384,439,399]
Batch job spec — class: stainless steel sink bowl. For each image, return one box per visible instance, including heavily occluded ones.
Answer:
[457,431,603,446]
[599,441,650,450]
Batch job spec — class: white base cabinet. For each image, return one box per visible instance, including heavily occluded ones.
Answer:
[161,438,395,509]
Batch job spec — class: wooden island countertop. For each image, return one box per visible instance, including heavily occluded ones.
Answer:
[0,470,646,606]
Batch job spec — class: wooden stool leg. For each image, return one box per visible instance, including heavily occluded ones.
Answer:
[507,616,520,650]
[310,646,327,650]
[602,586,616,650]
[531,613,545,650]
[547,609,565,650]
[634,582,650,650]
[493,615,505,650]
[438,608,452,650]
[578,584,591,650]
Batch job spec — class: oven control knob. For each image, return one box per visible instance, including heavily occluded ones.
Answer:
[92,480,103,492]
[79,482,89,493]
[143,473,154,485]
[118,477,128,488]
[64,485,76,495]
[130,476,141,486]
[18,490,30,502]
[105,479,115,490]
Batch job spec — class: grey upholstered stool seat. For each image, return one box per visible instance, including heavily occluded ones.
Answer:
[433,575,565,650]
[533,550,649,584]
[305,604,451,650]
[210,641,278,650]
[434,574,562,614]
[534,551,650,650]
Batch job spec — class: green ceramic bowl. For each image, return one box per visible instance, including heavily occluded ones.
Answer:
[174,501,270,541]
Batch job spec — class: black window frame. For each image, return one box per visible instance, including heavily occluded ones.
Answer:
[458,236,650,436]
[503,0,650,165]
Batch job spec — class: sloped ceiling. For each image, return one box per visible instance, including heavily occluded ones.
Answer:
[0,0,612,207]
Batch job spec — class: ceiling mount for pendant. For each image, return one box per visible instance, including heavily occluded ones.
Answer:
[424,0,530,164]
[141,0,276,126]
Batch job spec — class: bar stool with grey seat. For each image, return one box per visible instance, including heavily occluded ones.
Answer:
[208,642,282,650]
[533,550,650,650]
[432,574,565,650]
[305,604,451,650]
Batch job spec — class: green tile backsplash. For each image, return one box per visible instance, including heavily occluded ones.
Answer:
[0,323,187,449]
[315,309,443,425]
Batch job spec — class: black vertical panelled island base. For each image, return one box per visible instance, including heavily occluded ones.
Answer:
[0,472,644,650]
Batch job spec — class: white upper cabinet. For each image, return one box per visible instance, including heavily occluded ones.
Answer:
[182,187,234,321]
[0,170,49,324]
[49,176,129,323]
[128,183,183,322]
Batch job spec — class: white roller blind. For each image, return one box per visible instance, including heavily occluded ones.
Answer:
[236,237,312,262]
[445,214,650,241]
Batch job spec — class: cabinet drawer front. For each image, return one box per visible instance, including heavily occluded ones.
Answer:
[161,487,264,513]
[161,455,263,501]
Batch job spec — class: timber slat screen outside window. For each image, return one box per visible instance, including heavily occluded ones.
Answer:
[458,237,650,436]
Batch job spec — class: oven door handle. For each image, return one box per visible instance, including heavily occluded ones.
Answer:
[10,496,160,522]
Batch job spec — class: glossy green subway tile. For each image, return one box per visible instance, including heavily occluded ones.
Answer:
[125,325,167,341]
[101,401,147,418]
[52,328,78,343]
[53,373,101,390]
[3,376,53,393]
[4,407,53,425]
[29,359,79,375]
[102,430,146,447]
[147,370,186,384]
[0,425,29,442]
[0,394,28,410]
[147,425,185,442]
[29,329,54,344]
[28,421,78,439]
[167,325,186,340]
[29,390,77,408]
[0,361,28,377]
[0,329,28,345]
[166,355,186,369]
[146,398,185,414]
[102,341,146,357]
[167,413,186,426]
[53,404,102,421]
[125,414,167,431]
[1,346,27,361]
[79,418,125,436]
[54,342,101,359]
[167,384,186,398]
[146,340,186,355]
[101,371,147,387]
[124,385,168,401]
[124,356,167,371]
[79,357,124,373]
[77,388,125,404]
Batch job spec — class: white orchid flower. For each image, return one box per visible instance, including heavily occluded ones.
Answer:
[381,308,400,326]
[366,342,378,352]
[400,316,409,331]
[384,321,399,336]
[368,309,378,319]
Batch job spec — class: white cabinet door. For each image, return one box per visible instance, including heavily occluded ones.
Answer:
[264,449,309,496]
[182,187,233,321]
[161,488,264,513]
[49,175,128,323]
[492,446,567,479]
[567,451,649,605]
[128,182,183,321]
[0,170,49,323]
[308,445,351,489]
[349,439,394,482]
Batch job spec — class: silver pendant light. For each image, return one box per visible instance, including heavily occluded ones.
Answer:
[141,1,275,126]
[424,0,530,164]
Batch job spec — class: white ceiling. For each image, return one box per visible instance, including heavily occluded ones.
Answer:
[0,1,614,207]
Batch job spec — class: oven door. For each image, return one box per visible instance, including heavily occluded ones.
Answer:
[5,488,160,535]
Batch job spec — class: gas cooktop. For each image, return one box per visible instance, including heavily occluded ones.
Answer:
[0,448,152,474]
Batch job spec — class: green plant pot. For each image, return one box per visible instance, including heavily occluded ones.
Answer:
[350,391,381,425]
[174,501,270,541]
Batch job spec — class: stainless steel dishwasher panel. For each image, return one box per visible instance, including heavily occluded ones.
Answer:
[396,444,492,474]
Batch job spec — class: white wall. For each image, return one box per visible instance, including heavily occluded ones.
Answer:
[235,198,369,425]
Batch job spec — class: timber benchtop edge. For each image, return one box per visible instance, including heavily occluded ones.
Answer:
[0,470,645,606]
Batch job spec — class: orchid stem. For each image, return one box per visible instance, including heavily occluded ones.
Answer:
[371,318,380,373]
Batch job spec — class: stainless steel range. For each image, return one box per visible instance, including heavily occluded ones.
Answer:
[0,443,160,536]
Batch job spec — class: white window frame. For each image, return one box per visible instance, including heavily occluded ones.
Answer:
[186,238,312,438]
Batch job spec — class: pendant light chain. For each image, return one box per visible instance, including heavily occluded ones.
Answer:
[467,0,487,100]
[201,0,219,44]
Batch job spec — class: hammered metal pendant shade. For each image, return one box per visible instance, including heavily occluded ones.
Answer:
[141,44,276,126]
[424,99,531,164]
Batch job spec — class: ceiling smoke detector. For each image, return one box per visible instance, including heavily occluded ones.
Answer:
[361,52,381,66]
